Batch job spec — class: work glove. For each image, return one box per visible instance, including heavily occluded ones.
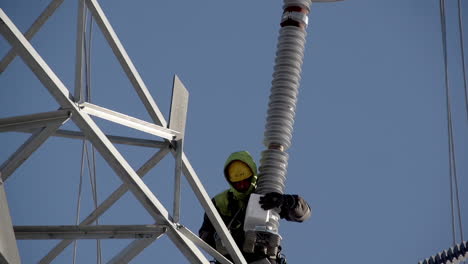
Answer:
[259,192,296,211]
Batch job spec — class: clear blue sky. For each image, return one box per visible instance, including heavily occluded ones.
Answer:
[1,0,467,263]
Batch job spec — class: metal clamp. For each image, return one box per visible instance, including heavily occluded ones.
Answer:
[281,11,309,26]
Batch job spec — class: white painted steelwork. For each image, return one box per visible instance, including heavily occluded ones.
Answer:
[179,226,234,264]
[0,9,210,263]
[39,147,169,262]
[80,102,180,140]
[0,122,66,182]
[16,129,168,148]
[169,75,189,223]
[73,0,86,102]
[83,0,167,127]
[0,0,64,74]
[0,0,246,262]
[79,0,246,261]
[0,110,71,132]
[14,225,167,240]
[0,178,21,264]
[0,110,71,182]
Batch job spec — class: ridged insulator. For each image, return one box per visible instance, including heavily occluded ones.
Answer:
[256,149,289,195]
[256,0,311,238]
[263,26,307,150]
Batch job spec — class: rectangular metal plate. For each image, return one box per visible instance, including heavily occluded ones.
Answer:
[168,75,189,139]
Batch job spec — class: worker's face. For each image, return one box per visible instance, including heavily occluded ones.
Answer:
[226,160,253,192]
[231,177,252,192]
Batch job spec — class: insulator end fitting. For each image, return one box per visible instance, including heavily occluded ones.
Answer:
[281,6,309,28]
[283,0,312,12]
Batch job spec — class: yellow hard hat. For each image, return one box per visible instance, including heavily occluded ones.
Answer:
[227,160,253,182]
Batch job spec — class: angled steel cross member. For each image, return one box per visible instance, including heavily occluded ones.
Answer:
[81,0,248,262]
[14,224,167,240]
[0,109,71,181]
[0,0,64,74]
[83,0,167,126]
[1,0,246,262]
[0,9,210,264]
[39,147,170,263]
[0,177,21,264]
[104,77,230,264]
[0,110,70,132]
[15,128,168,148]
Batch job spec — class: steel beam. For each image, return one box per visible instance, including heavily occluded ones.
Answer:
[82,81,246,262]
[0,0,64,74]
[164,79,247,263]
[39,147,169,263]
[17,128,167,148]
[1,3,246,263]
[169,76,189,223]
[0,178,21,264]
[0,9,209,264]
[82,1,246,261]
[83,0,167,127]
[107,226,222,264]
[108,225,234,264]
[173,139,183,223]
[179,226,233,264]
[14,225,166,240]
[1,120,67,182]
[0,109,70,132]
[73,0,86,102]
[80,102,180,140]
[167,77,247,262]
[53,129,167,148]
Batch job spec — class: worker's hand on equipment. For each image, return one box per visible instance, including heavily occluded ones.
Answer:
[260,192,297,211]
[258,192,284,210]
[259,192,283,210]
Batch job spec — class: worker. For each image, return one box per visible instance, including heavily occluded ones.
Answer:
[199,151,311,264]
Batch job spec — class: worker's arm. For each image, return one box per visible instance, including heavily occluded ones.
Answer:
[199,212,216,247]
[259,192,311,222]
[198,197,220,247]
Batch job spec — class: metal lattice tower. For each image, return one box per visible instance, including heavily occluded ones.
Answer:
[3,1,463,264]
[0,0,247,263]
[0,0,350,262]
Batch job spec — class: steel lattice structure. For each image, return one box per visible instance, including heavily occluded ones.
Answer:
[0,0,247,263]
